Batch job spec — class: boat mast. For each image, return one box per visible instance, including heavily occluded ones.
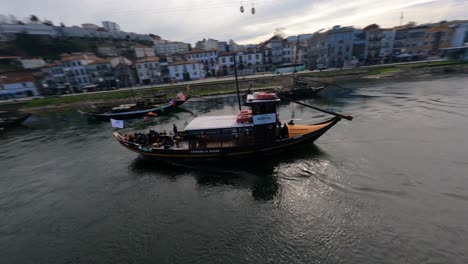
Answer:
[232,53,242,111]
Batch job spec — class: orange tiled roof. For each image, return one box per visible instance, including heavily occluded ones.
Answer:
[135,56,160,63]
[0,72,36,84]
[170,60,200,66]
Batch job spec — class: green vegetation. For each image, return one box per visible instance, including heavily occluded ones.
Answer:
[368,67,401,75]
[23,79,275,109]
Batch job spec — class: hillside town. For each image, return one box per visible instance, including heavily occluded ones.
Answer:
[1,15,468,99]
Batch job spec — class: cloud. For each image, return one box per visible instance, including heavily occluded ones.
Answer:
[1,0,466,45]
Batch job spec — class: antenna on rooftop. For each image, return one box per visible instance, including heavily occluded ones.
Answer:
[240,1,244,13]
[251,2,255,14]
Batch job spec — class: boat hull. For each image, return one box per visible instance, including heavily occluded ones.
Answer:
[82,99,187,120]
[114,117,340,163]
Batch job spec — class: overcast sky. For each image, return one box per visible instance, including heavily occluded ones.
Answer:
[2,0,467,44]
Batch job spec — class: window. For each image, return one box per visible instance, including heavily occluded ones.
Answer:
[255,54,259,60]
[138,64,141,69]
[192,64,196,69]
[193,72,197,75]
[248,55,252,60]
[222,58,226,63]
[80,69,85,75]
[176,73,179,77]
[75,70,79,75]
[144,64,148,68]
[77,61,81,66]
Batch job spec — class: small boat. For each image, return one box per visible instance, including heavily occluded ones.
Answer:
[113,92,344,163]
[0,111,30,130]
[80,97,190,120]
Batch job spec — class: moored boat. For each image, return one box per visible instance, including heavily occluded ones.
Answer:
[80,97,189,120]
[113,92,345,163]
[0,110,30,130]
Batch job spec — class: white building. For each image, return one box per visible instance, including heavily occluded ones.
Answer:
[84,59,114,88]
[380,29,396,57]
[133,45,155,58]
[0,23,58,38]
[451,23,468,47]
[282,41,293,63]
[195,38,220,51]
[217,51,264,75]
[168,61,204,81]
[20,58,47,69]
[154,41,190,55]
[135,57,161,84]
[184,50,218,75]
[81,23,100,30]
[0,73,39,98]
[102,21,120,32]
[44,53,111,91]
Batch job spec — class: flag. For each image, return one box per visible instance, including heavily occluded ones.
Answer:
[110,119,124,128]
[177,92,186,101]
[169,99,176,106]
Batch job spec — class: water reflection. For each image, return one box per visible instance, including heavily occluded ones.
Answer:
[128,143,327,201]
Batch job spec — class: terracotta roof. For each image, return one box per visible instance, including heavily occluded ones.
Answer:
[0,56,20,60]
[88,57,110,65]
[170,60,200,66]
[184,49,217,54]
[0,72,36,84]
[135,57,160,63]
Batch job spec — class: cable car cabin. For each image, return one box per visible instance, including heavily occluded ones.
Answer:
[245,92,280,146]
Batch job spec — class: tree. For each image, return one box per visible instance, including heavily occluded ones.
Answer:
[43,20,54,26]
[29,15,39,23]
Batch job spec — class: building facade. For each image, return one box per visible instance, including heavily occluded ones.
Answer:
[135,57,161,85]
[133,45,156,59]
[168,61,204,81]
[0,72,39,98]
[184,50,218,75]
[217,51,264,75]
[102,21,120,32]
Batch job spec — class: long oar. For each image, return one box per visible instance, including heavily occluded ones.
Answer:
[278,95,353,121]
[298,78,352,91]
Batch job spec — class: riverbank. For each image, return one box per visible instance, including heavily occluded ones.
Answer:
[5,60,468,113]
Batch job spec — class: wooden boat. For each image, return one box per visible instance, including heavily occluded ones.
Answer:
[80,97,189,120]
[113,92,344,163]
[0,111,30,130]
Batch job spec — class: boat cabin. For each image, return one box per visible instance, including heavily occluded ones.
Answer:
[183,92,281,150]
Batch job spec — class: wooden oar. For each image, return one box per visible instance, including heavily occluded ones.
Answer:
[278,95,353,121]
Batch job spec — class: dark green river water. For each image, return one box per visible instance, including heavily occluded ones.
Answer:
[1,75,468,263]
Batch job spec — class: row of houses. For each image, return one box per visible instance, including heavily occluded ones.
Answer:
[306,21,468,68]
[0,20,152,43]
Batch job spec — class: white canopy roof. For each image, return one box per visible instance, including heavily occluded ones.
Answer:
[184,115,252,131]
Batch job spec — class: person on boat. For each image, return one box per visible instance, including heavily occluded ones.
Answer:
[282,123,289,139]
[277,121,282,139]
[173,124,178,136]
